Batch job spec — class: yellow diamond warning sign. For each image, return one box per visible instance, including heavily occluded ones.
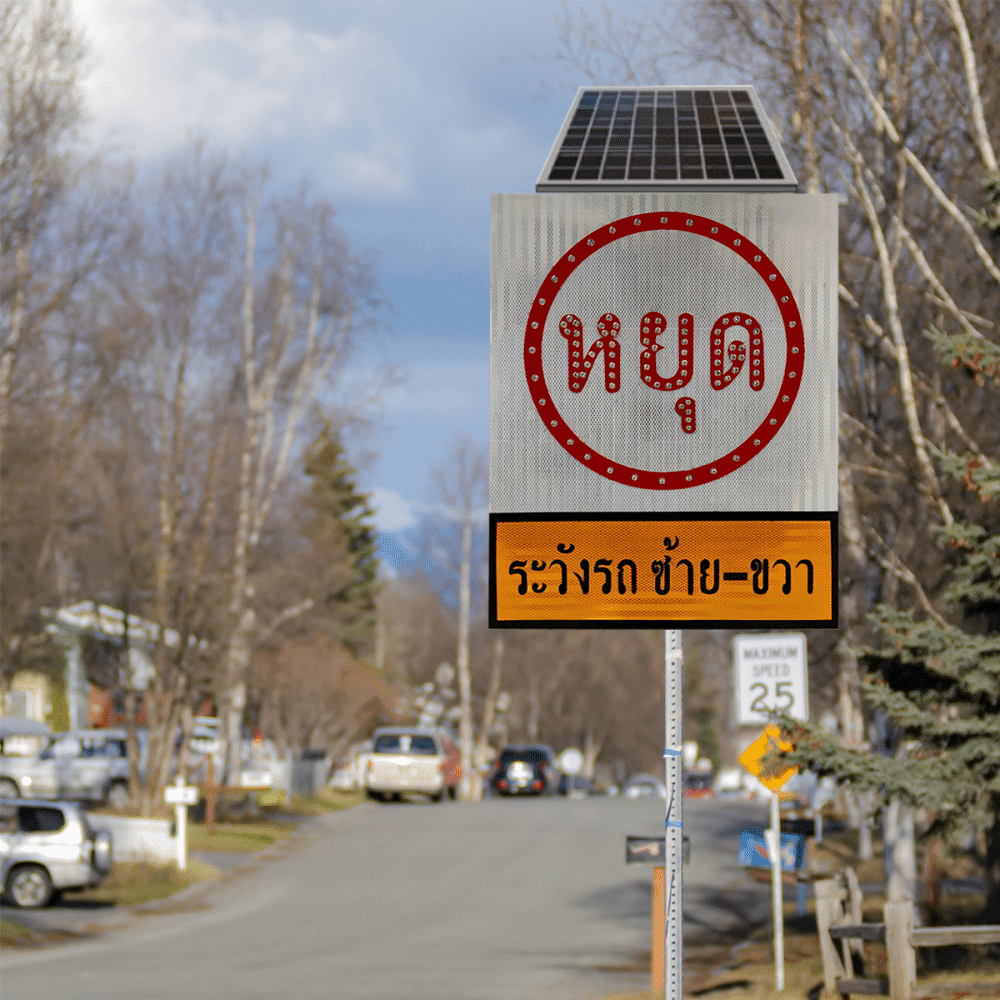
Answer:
[739,723,798,792]
[489,512,836,628]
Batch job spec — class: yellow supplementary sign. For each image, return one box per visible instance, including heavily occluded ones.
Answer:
[490,513,836,628]
[739,723,797,792]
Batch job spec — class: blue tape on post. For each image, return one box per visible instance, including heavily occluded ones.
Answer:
[666,820,683,829]
[663,747,683,757]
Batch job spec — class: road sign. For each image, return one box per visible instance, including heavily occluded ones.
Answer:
[559,748,584,775]
[626,834,690,865]
[164,780,198,805]
[738,829,806,872]
[738,723,797,792]
[734,632,808,725]
[491,513,835,627]
[489,192,839,630]
[496,87,833,1000]
[626,835,666,864]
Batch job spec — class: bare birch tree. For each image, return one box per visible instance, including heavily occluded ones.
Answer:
[217,173,379,782]
[1,0,131,675]
[425,437,489,798]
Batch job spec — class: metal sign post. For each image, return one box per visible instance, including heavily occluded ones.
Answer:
[766,789,785,990]
[664,629,684,999]
[739,723,798,990]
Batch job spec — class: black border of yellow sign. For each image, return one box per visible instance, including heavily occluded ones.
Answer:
[490,512,837,629]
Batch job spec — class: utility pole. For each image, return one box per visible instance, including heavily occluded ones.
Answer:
[456,510,474,799]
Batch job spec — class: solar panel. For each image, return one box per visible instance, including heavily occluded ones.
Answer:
[536,86,797,192]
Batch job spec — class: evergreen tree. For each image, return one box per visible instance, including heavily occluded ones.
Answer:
[303,424,381,657]
[778,451,1000,920]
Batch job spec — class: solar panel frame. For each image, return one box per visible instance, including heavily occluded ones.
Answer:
[536,86,797,192]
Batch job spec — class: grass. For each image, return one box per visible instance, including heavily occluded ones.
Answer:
[186,788,362,851]
[290,788,363,813]
[596,914,1000,999]
[68,858,220,908]
[1,789,362,930]
[186,820,291,853]
[0,916,37,946]
[595,812,1000,999]
[253,787,362,816]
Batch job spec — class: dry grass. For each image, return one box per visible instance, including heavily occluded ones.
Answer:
[186,819,291,853]
[264,788,363,815]
[69,858,220,907]
[596,815,1000,1000]
[0,916,37,946]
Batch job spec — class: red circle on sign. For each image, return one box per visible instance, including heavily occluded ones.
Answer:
[523,212,804,490]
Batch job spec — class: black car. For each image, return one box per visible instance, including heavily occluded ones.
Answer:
[489,744,558,796]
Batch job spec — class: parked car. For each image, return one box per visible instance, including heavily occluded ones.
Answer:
[364,728,457,802]
[621,773,667,800]
[683,771,715,798]
[0,798,112,908]
[713,766,745,798]
[0,727,142,809]
[489,744,559,797]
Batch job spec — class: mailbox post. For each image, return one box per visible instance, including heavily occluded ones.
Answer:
[164,775,198,871]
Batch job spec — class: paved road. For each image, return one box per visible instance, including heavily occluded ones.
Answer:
[3,795,771,1000]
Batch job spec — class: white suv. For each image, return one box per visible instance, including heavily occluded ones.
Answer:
[0,728,141,809]
[0,799,112,908]
[364,729,450,802]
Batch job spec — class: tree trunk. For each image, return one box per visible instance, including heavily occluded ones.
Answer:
[123,681,141,807]
[883,799,918,903]
[983,795,1000,924]
[923,834,943,924]
[456,515,474,799]
[472,638,503,800]
[583,726,601,780]
[857,789,874,861]
[178,702,194,780]
[0,246,28,470]
[527,676,540,742]
[138,673,166,817]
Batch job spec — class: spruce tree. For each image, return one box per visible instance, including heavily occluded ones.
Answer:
[303,424,381,657]
[777,433,1000,920]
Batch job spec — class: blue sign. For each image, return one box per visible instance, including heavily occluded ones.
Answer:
[738,830,806,872]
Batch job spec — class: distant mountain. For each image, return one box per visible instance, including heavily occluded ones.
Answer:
[377,527,430,577]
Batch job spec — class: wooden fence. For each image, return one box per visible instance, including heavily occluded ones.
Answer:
[815,870,1000,999]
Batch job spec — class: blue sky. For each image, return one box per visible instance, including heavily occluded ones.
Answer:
[72,1,698,536]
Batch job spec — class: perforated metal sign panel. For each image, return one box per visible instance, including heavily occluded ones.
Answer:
[490,192,838,515]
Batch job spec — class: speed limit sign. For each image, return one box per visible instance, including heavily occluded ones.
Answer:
[734,632,808,725]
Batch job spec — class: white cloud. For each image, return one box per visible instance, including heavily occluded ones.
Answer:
[368,486,417,533]
[74,1,419,198]
[380,362,489,417]
[72,1,556,209]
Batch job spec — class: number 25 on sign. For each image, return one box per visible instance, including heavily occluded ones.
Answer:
[734,632,808,725]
